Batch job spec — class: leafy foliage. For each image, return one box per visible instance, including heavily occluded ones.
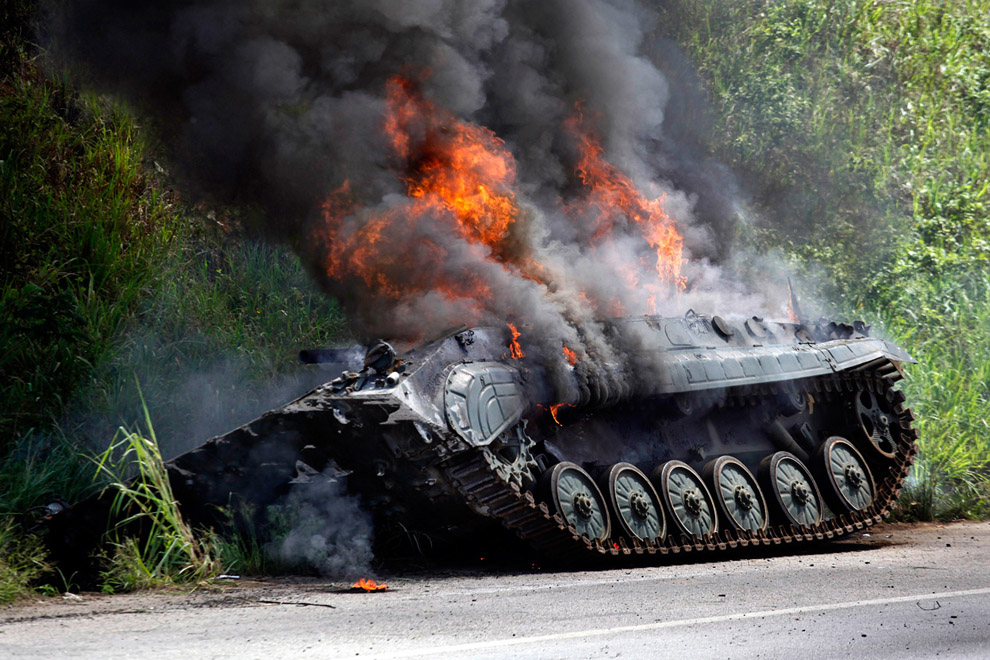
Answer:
[3,16,347,454]
[878,275,990,519]
[663,0,990,517]
[1,70,176,446]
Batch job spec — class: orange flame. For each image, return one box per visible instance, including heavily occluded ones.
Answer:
[352,578,388,592]
[562,344,579,365]
[565,108,687,298]
[389,77,518,248]
[318,76,692,337]
[319,76,518,315]
[507,323,525,359]
[550,402,574,425]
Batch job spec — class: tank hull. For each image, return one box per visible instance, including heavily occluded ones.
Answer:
[166,314,918,561]
[46,313,919,567]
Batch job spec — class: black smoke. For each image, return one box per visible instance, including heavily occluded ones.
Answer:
[51,0,790,396]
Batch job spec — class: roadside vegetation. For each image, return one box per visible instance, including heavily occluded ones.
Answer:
[93,406,221,593]
[2,0,989,600]
[0,3,346,601]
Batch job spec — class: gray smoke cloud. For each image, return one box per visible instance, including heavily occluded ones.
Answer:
[267,468,374,578]
[52,0,798,402]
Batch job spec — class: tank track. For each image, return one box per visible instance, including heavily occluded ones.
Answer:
[440,367,917,563]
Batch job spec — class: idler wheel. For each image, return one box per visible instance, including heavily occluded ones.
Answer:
[652,461,718,538]
[703,456,768,533]
[814,436,876,513]
[852,389,898,461]
[543,462,611,541]
[599,463,666,544]
[759,451,823,527]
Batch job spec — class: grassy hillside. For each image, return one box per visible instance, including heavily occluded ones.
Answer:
[0,8,347,599]
[660,0,990,517]
[0,68,348,448]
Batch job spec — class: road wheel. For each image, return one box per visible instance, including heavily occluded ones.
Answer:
[545,462,610,541]
[652,461,718,538]
[600,463,665,543]
[703,456,768,533]
[759,451,823,527]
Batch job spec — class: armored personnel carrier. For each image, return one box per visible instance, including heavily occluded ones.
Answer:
[73,310,913,565]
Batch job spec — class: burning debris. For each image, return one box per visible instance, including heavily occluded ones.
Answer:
[351,578,388,593]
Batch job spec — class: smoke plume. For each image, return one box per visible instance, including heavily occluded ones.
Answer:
[268,468,374,578]
[53,0,794,399]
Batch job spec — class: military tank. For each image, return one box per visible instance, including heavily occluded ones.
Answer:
[147,312,922,558]
[44,311,918,568]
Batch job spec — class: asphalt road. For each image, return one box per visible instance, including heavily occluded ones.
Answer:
[3,521,989,659]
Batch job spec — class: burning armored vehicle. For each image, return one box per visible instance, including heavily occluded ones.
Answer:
[65,310,914,565]
[39,59,917,569]
[44,1,920,568]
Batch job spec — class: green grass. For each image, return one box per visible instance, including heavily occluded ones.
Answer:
[212,504,276,577]
[0,53,346,476]
[661,0,990,519]
[93,400,221,592]
[1,62,348,457]
[74,236,348,457]
[1,68,178,448]
[0,520,50,604]
[879,275,990,519]
[0,432,97,519]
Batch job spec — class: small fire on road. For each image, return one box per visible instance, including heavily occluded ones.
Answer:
[352,578,388,592]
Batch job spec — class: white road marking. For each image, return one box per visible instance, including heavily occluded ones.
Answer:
[365,586,990,659]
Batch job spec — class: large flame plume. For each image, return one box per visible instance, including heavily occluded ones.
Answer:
[565,109,687,311]
[319,76,520,315]
[319,75,688,347]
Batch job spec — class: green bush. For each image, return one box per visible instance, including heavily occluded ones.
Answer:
[1,71,177,447]
[0,521,50,604]
[880,275,990,519]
